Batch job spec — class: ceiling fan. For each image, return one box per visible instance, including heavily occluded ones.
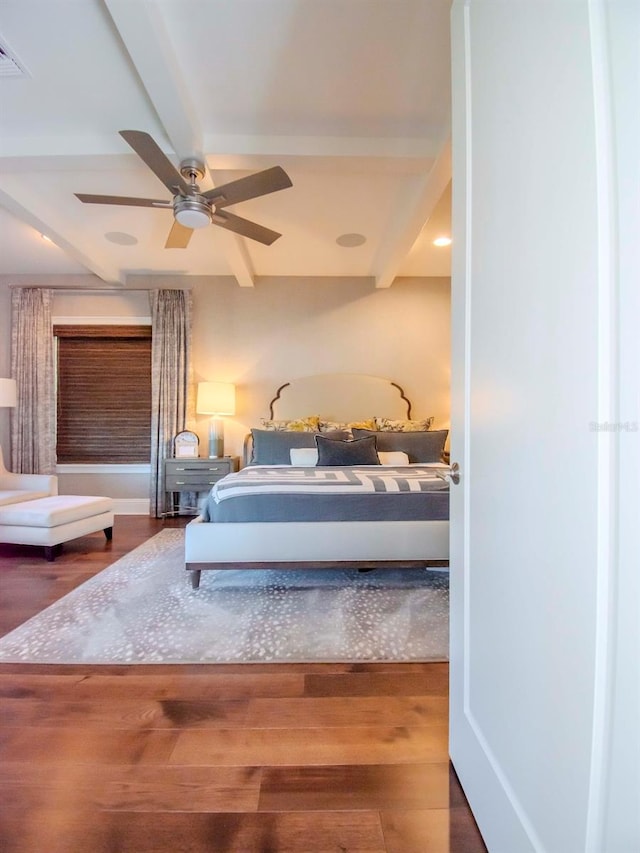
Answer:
[75,130,292,247]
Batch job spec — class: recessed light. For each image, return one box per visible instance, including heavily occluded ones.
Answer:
[336,233,366,247]
[104,231,138,246]
[433,236,452,247]
[41,234,53,243]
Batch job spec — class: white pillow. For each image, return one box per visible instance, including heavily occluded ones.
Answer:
[290,448,410,466]
[290,447,318,466]
[378,451,410,465]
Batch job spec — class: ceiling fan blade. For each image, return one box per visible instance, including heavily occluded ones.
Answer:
[211,210,282,245]
[119,130,191,196]
[203,166,292,209]
[75,193,171,208]
[165,220,194,249]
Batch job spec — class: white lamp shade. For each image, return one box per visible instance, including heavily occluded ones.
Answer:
[0,378,17,408]
[175,208,210,229]
[196,381,236,415]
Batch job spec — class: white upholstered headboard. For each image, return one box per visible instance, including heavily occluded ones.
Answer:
[267,373,412,422]
[241,374,416,466]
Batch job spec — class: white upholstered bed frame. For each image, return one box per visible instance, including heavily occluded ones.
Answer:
[185,374,449,588]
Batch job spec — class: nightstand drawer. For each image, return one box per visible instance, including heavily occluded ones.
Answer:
[165,474,223,489]
[167,463,230,476]
[164,458,239,493]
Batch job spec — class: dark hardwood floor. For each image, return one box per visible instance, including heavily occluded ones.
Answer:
[0,516,487,853]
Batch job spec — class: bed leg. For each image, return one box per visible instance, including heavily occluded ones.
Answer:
[190,570,201,590]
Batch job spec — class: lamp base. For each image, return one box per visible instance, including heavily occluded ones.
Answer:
[208,418,224,458]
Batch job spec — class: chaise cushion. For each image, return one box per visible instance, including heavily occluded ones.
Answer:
[0,495,113,528]
[0,489,51,507]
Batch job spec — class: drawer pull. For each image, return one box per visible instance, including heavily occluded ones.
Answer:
[175,466,222,472]
[171,480,218,487]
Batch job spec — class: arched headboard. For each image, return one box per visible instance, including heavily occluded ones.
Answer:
[267,373,412,421]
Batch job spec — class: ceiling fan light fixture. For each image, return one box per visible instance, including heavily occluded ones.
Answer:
[175,208,210,229]
[174,197,211,229]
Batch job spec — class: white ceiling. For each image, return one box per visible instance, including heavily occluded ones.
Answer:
[0,0,452,287]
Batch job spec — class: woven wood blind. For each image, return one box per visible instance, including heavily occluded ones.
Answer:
[54,326,152,463]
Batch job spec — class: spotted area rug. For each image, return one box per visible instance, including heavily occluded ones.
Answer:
[0,529,449,664]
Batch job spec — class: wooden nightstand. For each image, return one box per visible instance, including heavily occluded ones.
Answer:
[164,457,239,515]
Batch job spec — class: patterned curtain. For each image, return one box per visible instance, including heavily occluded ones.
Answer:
[149,289,193,517]
[10,288,56,474]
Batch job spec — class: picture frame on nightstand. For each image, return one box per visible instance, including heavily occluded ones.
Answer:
[173,430,199,458]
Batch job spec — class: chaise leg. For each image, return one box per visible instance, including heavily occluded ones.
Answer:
[104,526,113,541]
[191,570,201,590]
[44,544,62,562]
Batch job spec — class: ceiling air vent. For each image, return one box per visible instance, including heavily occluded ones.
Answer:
[0,38,29,78]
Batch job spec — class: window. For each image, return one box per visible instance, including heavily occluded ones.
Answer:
[54,325,152,463]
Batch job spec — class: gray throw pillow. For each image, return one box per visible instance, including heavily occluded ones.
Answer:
[351,429,448,463]
[315,434,380,466]
[251,429,349,465]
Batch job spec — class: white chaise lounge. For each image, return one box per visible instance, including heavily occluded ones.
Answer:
[0,448,114,560]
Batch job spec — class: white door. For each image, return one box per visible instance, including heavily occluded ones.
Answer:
[449,2,639,852]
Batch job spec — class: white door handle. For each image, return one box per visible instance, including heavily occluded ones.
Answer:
[449,462,460,485]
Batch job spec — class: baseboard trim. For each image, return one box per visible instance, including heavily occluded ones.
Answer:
[112,498,149,515]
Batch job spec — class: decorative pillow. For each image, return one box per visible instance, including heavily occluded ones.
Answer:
[291,448,410,467]
[290,447,319,466]
[351,429,448,463]
[375,417,435,432]
[259,416,320,432]
[315,434,380,467]
[251,429,348,465]
[378,451,410,465]
[318,418,376,434]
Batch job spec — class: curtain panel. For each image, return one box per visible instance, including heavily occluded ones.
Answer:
[10,288,56,474]
[149,289,194,517]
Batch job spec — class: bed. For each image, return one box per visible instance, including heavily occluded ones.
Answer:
[185,374,450,588]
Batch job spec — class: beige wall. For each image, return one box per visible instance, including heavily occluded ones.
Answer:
[0,274,450,501]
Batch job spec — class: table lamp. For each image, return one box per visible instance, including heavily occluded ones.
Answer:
[196,381,236,458]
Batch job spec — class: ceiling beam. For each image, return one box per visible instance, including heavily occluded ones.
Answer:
[0,136,438,167]
[372,137,452,288]
[0,187,124,284]
[220,234,256,289]
[103,0,255,288]
[102,0,202,162]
